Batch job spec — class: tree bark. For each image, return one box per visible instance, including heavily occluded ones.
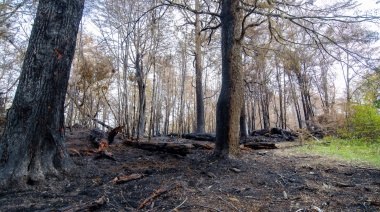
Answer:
[213,0,243,158]
[0,0,84,187]
[136,53,146,139]
[240,97,247,138]
[195,0,205,133]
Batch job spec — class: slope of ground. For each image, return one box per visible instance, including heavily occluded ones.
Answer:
[0,129,379,211]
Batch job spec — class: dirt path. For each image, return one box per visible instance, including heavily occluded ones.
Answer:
[0,130,379,211]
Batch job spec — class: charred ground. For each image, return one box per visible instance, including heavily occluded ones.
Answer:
[0,129,379,211]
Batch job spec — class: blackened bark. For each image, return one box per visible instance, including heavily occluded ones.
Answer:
[195,0,205,133]
[240,97,247,138]
[136,53,146,139]
[213,0,243,158]
[0,0,84,187]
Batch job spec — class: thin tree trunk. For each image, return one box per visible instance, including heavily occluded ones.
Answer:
[149,57,157,140]
[288,74,303,129]
[240,96,247,138]
[276,65,284,129]
[123,40,130,138]
[136,53,146,139]
[283,68,287,129]
[195,0,205,133]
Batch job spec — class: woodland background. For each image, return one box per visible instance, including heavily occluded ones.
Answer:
[0,0,380,140]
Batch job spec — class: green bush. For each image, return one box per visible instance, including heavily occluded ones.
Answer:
[342,104,380,142]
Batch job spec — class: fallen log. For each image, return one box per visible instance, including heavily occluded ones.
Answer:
[182,133,216,141]
[90,129,109,150]
[250,128,298,142]
[124,140,194,156]
[244,142,277,150]
[192,141,214,150]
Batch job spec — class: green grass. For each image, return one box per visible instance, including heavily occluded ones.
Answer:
[300,137,380,168]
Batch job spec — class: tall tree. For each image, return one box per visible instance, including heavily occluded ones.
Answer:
[0,0,85,187]
[194,0,206,133]
[213,0,243,158]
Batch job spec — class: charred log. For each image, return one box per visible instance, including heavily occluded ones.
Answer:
[90,129,109,150]
[244,142,277,150]
[182,133,216,141]
[250,129,270,136]
[108,126,124,144]
[250,128,298,142]
[124,140,193,156]
[90,126,123,150]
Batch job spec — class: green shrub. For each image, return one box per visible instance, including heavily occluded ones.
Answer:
[342,104,380,142]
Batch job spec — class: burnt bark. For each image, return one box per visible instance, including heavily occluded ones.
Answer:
[213,0,243,158]
[0,0,84,187]
[124,140,193,156]
[240,98,247,138]
[195,0,205,133]
[136,53,147,139]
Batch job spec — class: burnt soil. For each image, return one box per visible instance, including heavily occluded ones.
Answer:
[0,129,380,211]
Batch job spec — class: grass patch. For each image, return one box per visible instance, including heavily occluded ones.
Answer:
[301,137,380,168]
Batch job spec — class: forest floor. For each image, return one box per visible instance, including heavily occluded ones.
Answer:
[1,129,380,212]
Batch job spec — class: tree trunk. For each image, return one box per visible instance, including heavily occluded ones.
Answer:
[296,67,314,130]
[195,0,205,133]
[276,65,284,129]
[288,74,303,129]
[0,0,84,187]
[240,97,247,138]
[213,0,243,158]
[123,40,131,138]
[136,53,146,139]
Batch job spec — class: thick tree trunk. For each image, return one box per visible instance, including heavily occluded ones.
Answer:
[0,0,84,187]
[213,0,243,158]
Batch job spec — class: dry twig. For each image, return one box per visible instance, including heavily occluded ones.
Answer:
[217,195,242,212]
[169,197,188,212]
[138,182,181,209]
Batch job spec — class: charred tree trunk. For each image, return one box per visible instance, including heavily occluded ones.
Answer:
[179,32,187,136]
[195,0,205,133]
[213,0,243,158]
[0,0,84,187]
[240,97,247,138]
[136,53,146,139]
